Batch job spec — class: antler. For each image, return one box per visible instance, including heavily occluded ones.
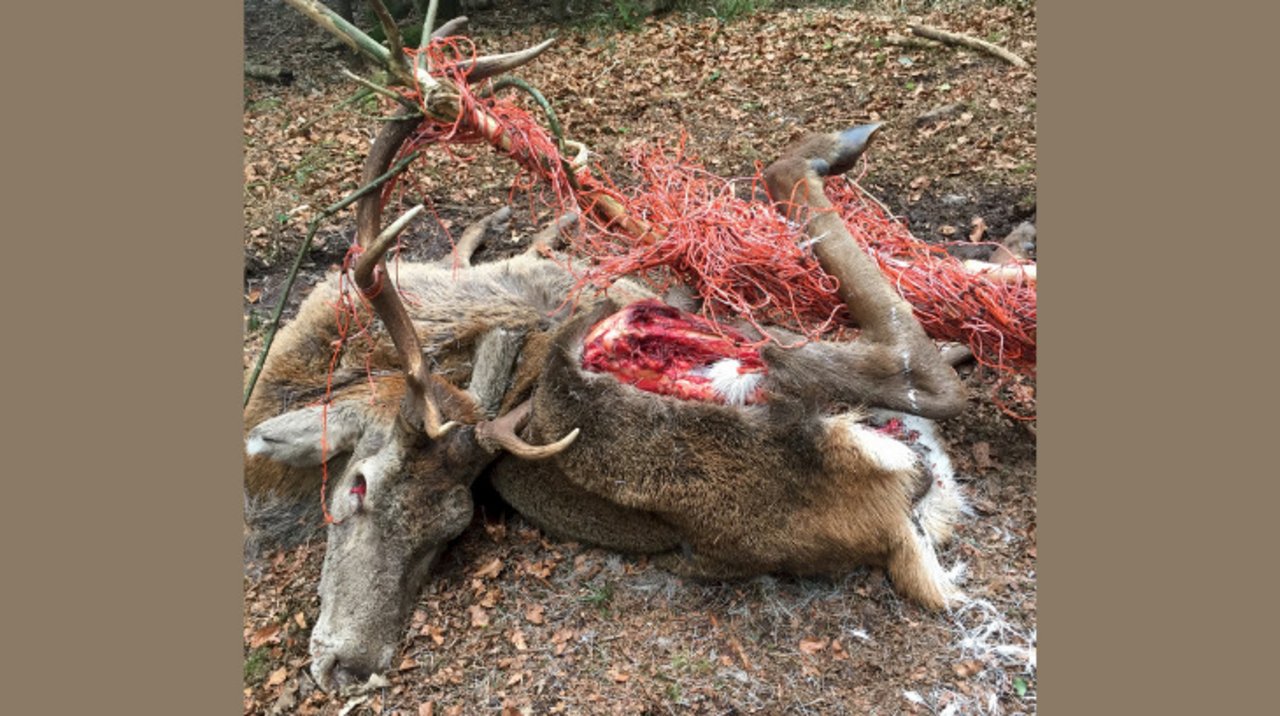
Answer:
[475,400,579,459]
[280,0,554,94]
[344,117,456,440]
[283,0,582,453]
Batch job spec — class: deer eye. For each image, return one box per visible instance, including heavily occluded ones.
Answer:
[349,474,367,511]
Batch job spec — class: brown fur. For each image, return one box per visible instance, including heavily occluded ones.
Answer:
[244,127,969,688]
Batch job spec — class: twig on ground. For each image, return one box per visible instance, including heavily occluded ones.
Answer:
[245,62,294,84]
[915,102,967,127]
[289,88,375,137]
[884,33,933,50]
[909,24,1030,69]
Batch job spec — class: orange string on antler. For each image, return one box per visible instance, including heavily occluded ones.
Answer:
[372,38,1036,412]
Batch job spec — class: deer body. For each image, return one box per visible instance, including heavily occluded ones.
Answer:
[245,107,967,694]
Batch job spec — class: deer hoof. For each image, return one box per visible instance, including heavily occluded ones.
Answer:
[810,123,884,177]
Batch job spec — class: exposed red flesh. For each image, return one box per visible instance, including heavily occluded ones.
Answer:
[581,300,766,404]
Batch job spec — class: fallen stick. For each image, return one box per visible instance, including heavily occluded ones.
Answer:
[915,101,967,127]
[244,61,294,84]
[909,24,1030,69]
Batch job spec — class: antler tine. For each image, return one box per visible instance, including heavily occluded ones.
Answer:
[351,204,460,440]
[461,38,557,84]
[430,15,468,41]
[350,114,463,440]
[475,400,580,460]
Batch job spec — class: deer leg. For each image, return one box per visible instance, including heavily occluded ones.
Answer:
[762,125,966,419]
[452,205,512,266]
[885,517,965,611]
[488,457,683,554]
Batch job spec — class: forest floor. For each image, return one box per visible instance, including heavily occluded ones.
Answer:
[242,1,1037,713]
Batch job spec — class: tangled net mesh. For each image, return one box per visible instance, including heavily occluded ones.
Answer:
[370,40,1036,415]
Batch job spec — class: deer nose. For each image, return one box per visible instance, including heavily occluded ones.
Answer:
[332,658,374,691]
[310,642,387,692]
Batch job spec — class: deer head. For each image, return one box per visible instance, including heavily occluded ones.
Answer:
[244,8,578,686]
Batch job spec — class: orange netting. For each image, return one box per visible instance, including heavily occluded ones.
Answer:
[387,39,1036,391]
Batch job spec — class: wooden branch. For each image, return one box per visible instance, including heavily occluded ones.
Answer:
[366,0,409,77]
[282,0,406,82]
[884,33,933,50]
[244,62,293,84]
[909,24,1029,69]
[915,102,966,127]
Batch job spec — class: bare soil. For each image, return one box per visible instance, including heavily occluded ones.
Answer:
[242,1,1037,714]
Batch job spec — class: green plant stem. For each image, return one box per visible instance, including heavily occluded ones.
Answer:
[340,69,421,112]
[290,88,375,136]
[243,149,423,408]
[487,76,580,189]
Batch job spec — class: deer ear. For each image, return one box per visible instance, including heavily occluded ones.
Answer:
[245,403,367,467]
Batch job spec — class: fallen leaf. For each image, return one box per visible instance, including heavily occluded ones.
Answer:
[509,629,528,651]
[294,612,307,629]
[831,639,850,661]
[969,217,988,242]
[524,604,545,625]
[606,665,630,682]
[972,442,994,471]
[428,624,445,645]
[250,623,282,648]
[939,225,958,237]
[247,289,262,304]
[418,702,434,716]
[267,667,288,687]
[469,604,490,629]
[474,557,503,580]
[799,637,829,654]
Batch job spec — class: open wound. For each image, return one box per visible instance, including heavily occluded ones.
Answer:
[581,299,767,405]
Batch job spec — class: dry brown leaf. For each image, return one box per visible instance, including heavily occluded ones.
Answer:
[969,217,988,242]
[939,225,958,236]
[267,667,288,687]
[972,441,994,471]
[250,623,281,648]
[509,629,528,651]
[952,659,984,679]
[418,702,435,716]
[428,624,445,646]
[799,637,829,655]
[606,665,630,682]
[293,612,306,629]
[524,604,545,625]
[473,557,503,580]
[831,639,850,661]
[469,604,490,629]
